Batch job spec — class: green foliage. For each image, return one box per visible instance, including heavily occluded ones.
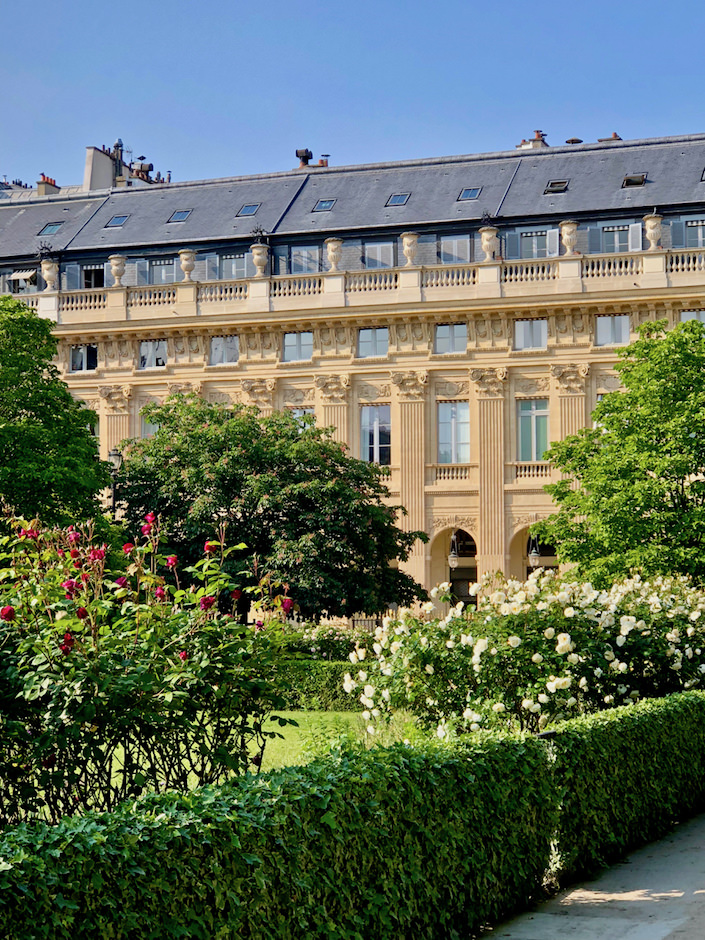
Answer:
[284,623,368,660]
[0,521,293,825]
[281,660,360,710]
[0,298,109,522]
[0,736,555,940]
[115,395,426,619]
[346,571,705,736]
[552,691,705,876]
[535,319,705,584]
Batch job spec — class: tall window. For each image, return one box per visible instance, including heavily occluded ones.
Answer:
[435,323,467,354]
[70,344,98,372]
[520,231,548,259]
[282,332,314,362]
[149,259,175,284]
[290,245,320,274]
[220,253,246,279]
[82,264,105,289]
[141,416,160,438]
[595,315,630,346]
[357,327,389,358]
[518,400,549,461]
[139,340,167,369]
[364,242,395,269]
[437,402,470,464]
[439,235,471,264]
[602,226,629,253]
[514,319,547,350]
[361,405,391,465]
[209,335,239,365]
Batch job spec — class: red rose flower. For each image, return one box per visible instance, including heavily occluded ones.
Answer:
[1,605,16,622]
[281,597,294,614]
[123,543,135,554]
[144,512,156,524]
[178,650,188,662]
[76,607,88,620]
[115,576,128,588]
[200,595,216,611]
[154,586,166,600]
[70,549,80,559]
[166,555,178,568]
[68,532,81,544]
[141,523,153,536]
[232,589,242,600]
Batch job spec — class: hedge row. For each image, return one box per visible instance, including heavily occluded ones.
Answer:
[280,660,357,710]
[0,737,555,940]
[2,692,705,938]
[552,690,705,875]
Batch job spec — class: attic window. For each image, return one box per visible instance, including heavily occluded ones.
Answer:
[313,198,336,212]
[622,174,646,188]
[106,215,129,228]
[167,209,192,223]
[458,187,481,201]
[386,193,410,207]
[544,180,569,194]
[38,222,63,235]
[237,204,260,217]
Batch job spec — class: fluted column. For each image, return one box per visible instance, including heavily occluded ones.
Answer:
[471,368,507,577]
[551,364,590,438]
[315,374,350,443]
[99,385,132,453]
[391,371,428,586]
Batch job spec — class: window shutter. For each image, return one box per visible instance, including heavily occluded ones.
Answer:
[504,233,520,259]
[134,259,149,286]
[587,227,602,253]
[203,252,218,281]
[670,221,685,250]
[64,263,80,291]
[546,228,560,257]
[628,223,643,252]
[272,245,288,276]
[103,261,114,288]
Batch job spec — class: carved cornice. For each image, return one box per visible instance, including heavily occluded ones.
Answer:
[435,380,469,398]
[282,386,314,405]
[507,511,550,535]
[430,515,478,534]
[515,375,550,396]
[358,383,390,401]
[470,367,507,398]
[550,363,590,394]
[391,370,428,401]
[314,373,350,403]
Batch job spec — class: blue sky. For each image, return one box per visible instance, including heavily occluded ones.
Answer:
[4,0,704,186]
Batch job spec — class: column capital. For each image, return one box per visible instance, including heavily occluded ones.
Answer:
[550,362,590,394]
[391,370,428,401]
[314,373,350,402]
[470,367,507,398]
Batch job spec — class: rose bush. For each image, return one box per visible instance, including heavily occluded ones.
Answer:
[0,518,294,826]
[343,569,705,737]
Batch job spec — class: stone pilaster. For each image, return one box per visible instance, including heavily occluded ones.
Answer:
[315,374,350,443]
[470,368,507,576]
[391,371,427,585]
[99,385,132,453]
[551,364,590,438]
[241,378,276,415]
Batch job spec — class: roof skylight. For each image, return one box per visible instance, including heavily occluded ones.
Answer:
[457,187,481,201]
[544,180,569,194]
[386,193,410,206]
[313,198,336,212]
[105,215,129,228]
[622,174,647,188]
[167,209,192,223]
[237,204,260,217]
[37,222,63,235]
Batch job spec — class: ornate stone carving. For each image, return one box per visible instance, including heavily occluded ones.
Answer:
[560,220,579,256]
[358,383,390,402]
[401,232,419,266]
[643,214,662,251]
[551,363,590,394]
[597,373,622,392]
[41,259,59,292]
[430,515,478,534]
[241,378,276,407]
[109,254,126,287]
[315,374,350,403]
[479,225,499,262]
[324,237,343,272]
[391,371,428,401]
[167,382,201,397]
[282,386,314,405]
[515,376,550,395]
[205,390,231,404]
[470,367,507,398]
[99,385,132,412]
[178,249,196,281]
[435,381,469,398]
[572,313,587,335]
[507,511,549,535]
[250,243,269,277]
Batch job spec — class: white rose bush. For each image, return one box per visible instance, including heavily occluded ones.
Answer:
[344,570,705,736]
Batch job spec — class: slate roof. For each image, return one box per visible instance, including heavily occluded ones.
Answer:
[1,133,704,261]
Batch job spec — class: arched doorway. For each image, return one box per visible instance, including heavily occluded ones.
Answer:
[508,529,558,580]
[447,529,478,603]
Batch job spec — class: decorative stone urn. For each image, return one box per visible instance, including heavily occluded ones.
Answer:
[250,242,269,277]
[479,225,499,262]
[178,249,196,282]
[324,237,343,272]
[40,258,59,292]
[109,254,126,287]
[560,220,579,256]
[643,213,663,251]
[401,232,419,266]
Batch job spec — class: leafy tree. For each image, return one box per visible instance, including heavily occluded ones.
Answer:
[534,319,705,584]
[0,297,109,522]
[116,395,427,618]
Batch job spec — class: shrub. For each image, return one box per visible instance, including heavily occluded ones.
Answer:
[284,623,368,660]
[0,736,556,940]
[344,571,705,737]
[552,690,705,876]
[280,660,359,710]
[0,520,293,825]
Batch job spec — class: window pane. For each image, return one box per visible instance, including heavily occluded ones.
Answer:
[681,310,705,322]
[519,414,532,461]
[139,340,167,369]
[535,414,548,459]
[71,347,85,371]
[439,236,470,264]
[291,246,319,274]
[221,254,246,279]
[365,243,394,268]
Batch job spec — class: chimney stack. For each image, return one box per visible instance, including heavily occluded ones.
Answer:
[37,173,60,195]
[516,130,549,150]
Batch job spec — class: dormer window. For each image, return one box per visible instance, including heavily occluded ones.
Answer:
[38,222,63,235]
[386,193,410,206]
[313,198,336,212]
[237,204,260,217]
[167,209,192,223]
[544,180,569,194]
[622,174,646,188]
[457,187,481,201]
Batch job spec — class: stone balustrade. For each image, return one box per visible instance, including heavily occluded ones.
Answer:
[35,248,705,325]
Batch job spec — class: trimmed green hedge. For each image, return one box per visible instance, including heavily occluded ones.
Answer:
[281,659,357,710]
[552,691,705,876]
[0,737,555,940]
